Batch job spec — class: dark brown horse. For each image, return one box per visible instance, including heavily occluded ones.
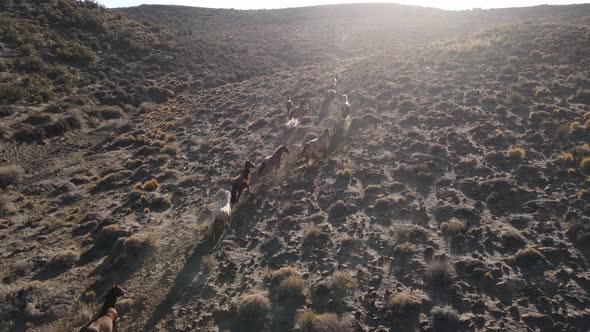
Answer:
[231,160,255,204]
[257,145,290,178]
[80,285,126,332]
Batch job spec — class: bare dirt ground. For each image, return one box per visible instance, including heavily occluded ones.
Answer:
[1,2,590,332]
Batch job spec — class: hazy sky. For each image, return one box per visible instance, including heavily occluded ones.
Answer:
[96,0,586,10]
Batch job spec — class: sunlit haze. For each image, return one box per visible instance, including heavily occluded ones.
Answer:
[96,0,586,10]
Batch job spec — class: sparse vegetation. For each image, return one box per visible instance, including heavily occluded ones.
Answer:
[237,293,271,328]
[0,165,24,189]
[507,147,525,160]
[387,290,422,314]
[440,219,466,236]
[142,179,160,191]
[425,260,455,287]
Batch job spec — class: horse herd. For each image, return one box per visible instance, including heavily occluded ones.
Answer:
[79,77,350,331]
[213,76,350,240]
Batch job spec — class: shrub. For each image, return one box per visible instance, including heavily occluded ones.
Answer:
[0,195,16,217]
[425,260,455,287]
[120,233,157,262]
[387,290,422,314]
[311,313,353,332]
[47,249,79,271]
[571,121,581,130]
[507,147,525,160]
[501,64,515,75]
[237,293,271,327]
[177,175,198,187]
[581,157,590,170]
[0,84,25,103]
[567,218,590,251]
[431,306,460,331]
[440,220,466,236]
[201,255,217,275]
[559,153,574,163]
[336,166,352,181]
[99,106,124,119]
[509,92,522,105]
[512,246,545,267]
[0,165,24,189]
[331,271,356,296]
[270,266,298,284]
[161,144,178,156]
[272,275,306,302]
[296,309,316,332]
[142,179,159,191]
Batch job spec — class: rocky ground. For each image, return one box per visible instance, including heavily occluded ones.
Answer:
[1,2,590,332]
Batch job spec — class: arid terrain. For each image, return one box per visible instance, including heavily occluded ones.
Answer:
[1,1,590,331]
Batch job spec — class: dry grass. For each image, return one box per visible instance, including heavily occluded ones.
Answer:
[425,260,455,287]
[331,271,356,295]
[559,152,574,163]
[201,255,217,275]
[512,246,545,267]
[507,147,525,160]
[336,165,352,181]
[142,178,159,191]
[581,157,590,170]
[237,293,271,326]
[310,313,353,332]
[295,309,316,332]
[440,219,466,236]
[273,275,306,301]
[47,249,80,270]
[431,305,460,331]
[0,165,24,189]
[387,290,422,313]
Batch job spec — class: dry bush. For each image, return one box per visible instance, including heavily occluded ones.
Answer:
[142,179,159,191]
[567,218,590,251]
[336,166,352,181]
[201,255,217,275]
[161,144,178,156]
[46,249,79,271]
[559,153,574,163]
[270,266,298,284]
[119,233,157,263]
[295,309,316,332]
[0,195,16,217]
[272,275,306,302]
[440,220,466,237]
[507,147,525,160]
[237,293,271,328]
[178,175,198,187]
[303,225,322,240]
[311,313,354,332]
[0,165,24,189]
[581,157,590,170]
[512,246,545,267]
[387,290,422,314]
[431,305,460,331]
[331,271,356,296]
[425,260,455,287]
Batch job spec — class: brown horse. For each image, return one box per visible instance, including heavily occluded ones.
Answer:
[80,285,126,332]
[257,145,290,178]
[231,160,256,204]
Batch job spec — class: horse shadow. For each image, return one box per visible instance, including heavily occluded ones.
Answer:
[142,239,213,330]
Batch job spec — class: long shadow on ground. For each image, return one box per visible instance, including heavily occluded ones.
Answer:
[143,239,213,330]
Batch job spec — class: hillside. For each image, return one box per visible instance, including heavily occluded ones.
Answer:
[1,1,590,331]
